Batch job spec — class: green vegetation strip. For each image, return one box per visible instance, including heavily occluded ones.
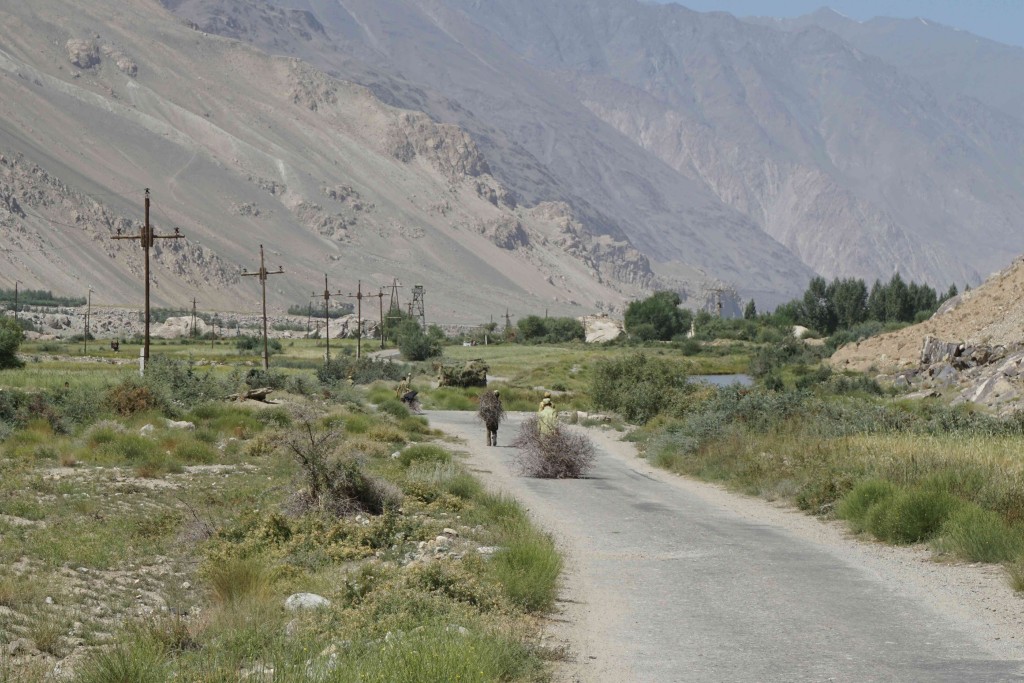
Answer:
[603,351,1024,585]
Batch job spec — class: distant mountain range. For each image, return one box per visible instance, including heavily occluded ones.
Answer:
[1,1,1022,320]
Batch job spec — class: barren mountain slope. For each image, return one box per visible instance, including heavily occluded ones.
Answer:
[831,258,1024,373]
[0,0,674,321]
[165,0,819,309]
[762,9,1024,125]
[439,0,1024,288]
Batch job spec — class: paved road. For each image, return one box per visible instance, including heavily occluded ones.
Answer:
[426,410,1024,683]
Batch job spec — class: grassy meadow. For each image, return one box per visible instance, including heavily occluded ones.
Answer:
[0,339,565,682]
[7,326,1024,679]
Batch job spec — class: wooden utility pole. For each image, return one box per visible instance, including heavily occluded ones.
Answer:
[347,280,365,359]
[111,189,184,369]
[313,275,343,363]
[84,287,93,355]
[241,245,285,371]
[376,288,386,350]
[13,280,20,323]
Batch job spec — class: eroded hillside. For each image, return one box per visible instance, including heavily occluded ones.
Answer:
[0,0,676,322]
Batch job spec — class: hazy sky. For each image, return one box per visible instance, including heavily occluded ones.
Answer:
[656,1,1024,48]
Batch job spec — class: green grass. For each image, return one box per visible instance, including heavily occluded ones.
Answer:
[73,635,170,683]
[0,343,568,681]
[936,505,1024,563]
[323,627,541,683]
[206,555,276,605]
[397,444,451,468]
[490,519,562,612]
[864,488,961,545]
[836,479,897,533]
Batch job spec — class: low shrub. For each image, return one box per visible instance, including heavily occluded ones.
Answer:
[490,519,562,612]
[398,444,452,468]
[96,433,163,464]
[317,357,408,385]
[205,555,276,605]
[836,479,898,533]
[173,441,217,465]
[590,353,693,424]
[107,382,164,416]
[376,397,410,420]
[73,636,169,683]
[135,452,184,478]
[344,414,371,434]
[937,505,1024,563]
[328,627,540,682]
[864,488,960,544]
[365,423,407,444]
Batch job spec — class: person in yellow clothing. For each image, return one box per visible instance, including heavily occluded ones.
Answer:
[538,396,557,436]
[537,390,552,412]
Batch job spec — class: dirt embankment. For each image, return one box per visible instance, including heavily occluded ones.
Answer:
[831,257,1024,374]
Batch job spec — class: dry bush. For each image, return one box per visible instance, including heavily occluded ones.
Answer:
[282,408,403,516]
[511,417,595,479]
[106,382,163,416]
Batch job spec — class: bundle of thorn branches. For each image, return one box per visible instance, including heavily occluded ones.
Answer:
[477,390,505,427]
[511,416,595,479]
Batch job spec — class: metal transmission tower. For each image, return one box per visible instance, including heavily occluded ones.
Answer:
[409,284,426,331]
[111,189,184,369]
[241,245,285,371]
[312,275,343,363]
[385,278,404,344]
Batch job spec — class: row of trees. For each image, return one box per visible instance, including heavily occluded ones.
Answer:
[771,274,957,335]
[0,288,86,309]
[624,273,959,342]
[287,302,354,319]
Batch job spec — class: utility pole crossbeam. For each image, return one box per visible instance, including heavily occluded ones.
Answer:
[312,275,343,363]
[111,189,183,369]
[241,244,284,371]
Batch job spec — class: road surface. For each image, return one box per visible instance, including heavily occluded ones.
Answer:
[426,410,1024,683]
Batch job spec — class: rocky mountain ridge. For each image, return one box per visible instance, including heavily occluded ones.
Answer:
[436,0,1024,287]
[4,0,1024,320]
